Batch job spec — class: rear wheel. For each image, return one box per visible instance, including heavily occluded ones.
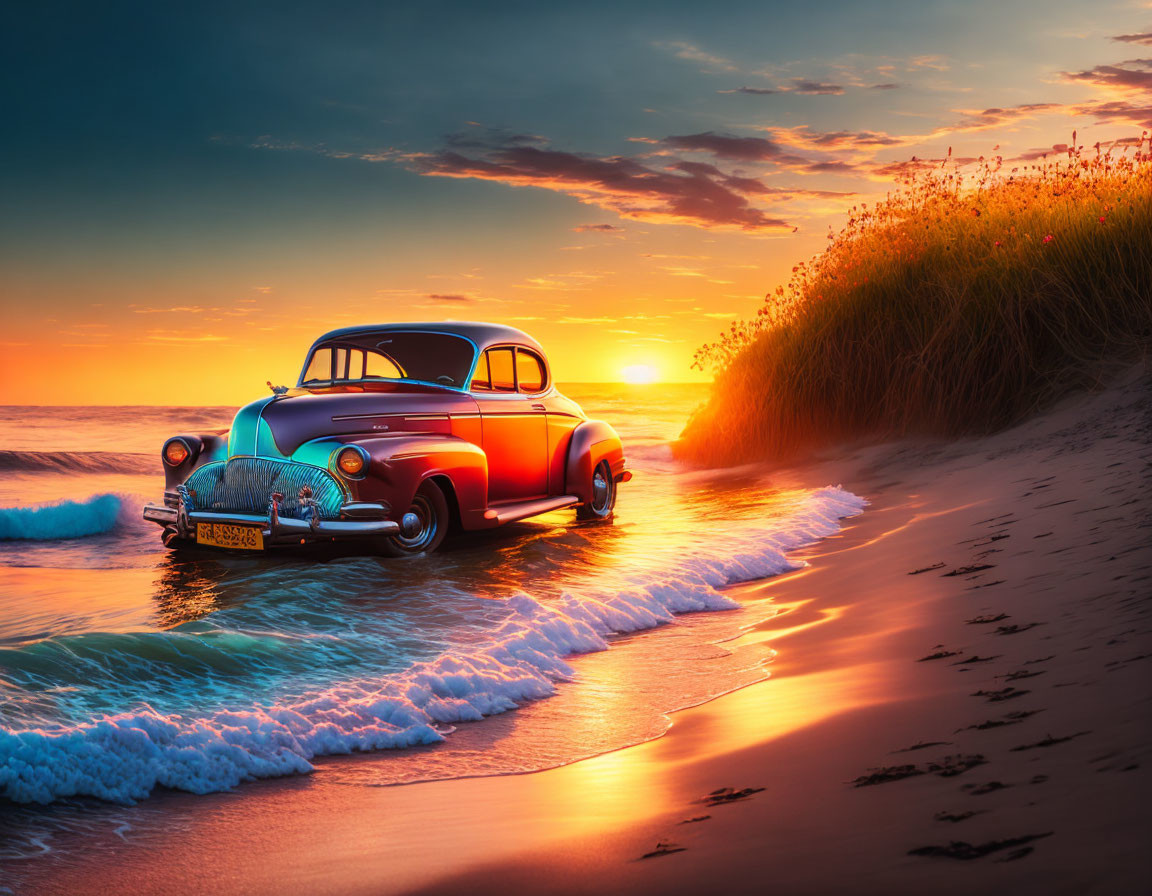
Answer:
[576,460,616,520]
[380,479,449,556]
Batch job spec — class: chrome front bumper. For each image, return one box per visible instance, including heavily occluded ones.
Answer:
[142,502,400,545]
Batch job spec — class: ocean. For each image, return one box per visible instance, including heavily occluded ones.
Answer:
[0,384,863,869]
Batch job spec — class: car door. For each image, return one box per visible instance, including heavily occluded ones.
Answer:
[471,346,549,502]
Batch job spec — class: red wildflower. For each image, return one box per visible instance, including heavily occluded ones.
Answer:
[1042,234,1054,244]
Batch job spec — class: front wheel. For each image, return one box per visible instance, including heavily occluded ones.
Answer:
[380,479,449,556]
[576,460,616,520]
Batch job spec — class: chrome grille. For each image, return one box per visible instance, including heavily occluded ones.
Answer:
[185,458,346,520]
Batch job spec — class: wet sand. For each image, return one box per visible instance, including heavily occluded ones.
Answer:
[21,367,1151,895]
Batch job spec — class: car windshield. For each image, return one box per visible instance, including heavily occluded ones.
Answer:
[299,331,476,389]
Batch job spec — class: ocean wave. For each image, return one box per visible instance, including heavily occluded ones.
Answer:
[0,495,124,541]
[0,486,866,806]
[0,450,156,475]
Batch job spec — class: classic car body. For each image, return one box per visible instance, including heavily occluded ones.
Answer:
[142,322,630,554]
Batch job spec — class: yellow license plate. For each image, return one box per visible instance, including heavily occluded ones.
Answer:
[196,522,264,551]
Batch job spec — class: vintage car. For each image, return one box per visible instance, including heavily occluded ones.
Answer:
[142,322,630,555]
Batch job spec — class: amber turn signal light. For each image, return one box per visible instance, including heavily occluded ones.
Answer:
[336,446,366,477]
[164,440,190,466]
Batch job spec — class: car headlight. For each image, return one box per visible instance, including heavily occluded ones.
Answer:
[334,445,368,478]
[164,439,190,466]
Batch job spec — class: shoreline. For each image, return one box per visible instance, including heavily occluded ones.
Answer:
[15,367,1152,895]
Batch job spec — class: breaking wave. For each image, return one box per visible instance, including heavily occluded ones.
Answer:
[0,486,865,806]
[0,495,125,541]
[0,450,155,475]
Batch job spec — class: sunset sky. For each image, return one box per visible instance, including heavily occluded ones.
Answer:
[2,0,1150,404]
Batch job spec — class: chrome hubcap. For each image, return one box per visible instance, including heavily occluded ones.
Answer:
[591,466,610,512]
[395,495,438,550]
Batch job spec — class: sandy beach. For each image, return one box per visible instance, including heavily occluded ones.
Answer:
[14,366,1147,896]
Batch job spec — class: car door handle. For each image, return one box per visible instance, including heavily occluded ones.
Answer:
[531,403,546,411]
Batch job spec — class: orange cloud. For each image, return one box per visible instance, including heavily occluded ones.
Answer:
[1062,58,1152,91]
[769,127,907,151]
[1072,98,1152,128]
[765,102,1068,167]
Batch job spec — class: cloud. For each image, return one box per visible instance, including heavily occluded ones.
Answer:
[949,103,1063,130]
[770,127,907,151]
[131,305,208,314]
[444,127,549,150]
[802,159,859,174]
[907,55,949,71]
[773,102,1065,163]
[1016,143,1070,160]
[1112,32,1152,46]
[663,131,789,161]
[654,40,737,72]
[663,131,865,178]
[572,223,625,232]
[146,331,228,343]
[789,79,845,95]
[1071,98,1152,128]
[409,144,793,231]
[722,79,887,97]
[717,86,779,95]
[871,157,940,178]
[1062,58,1152,91]
[426,293,475,303]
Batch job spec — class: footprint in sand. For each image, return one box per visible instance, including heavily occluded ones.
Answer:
[639,841,687,860]
[908,832,1052,860]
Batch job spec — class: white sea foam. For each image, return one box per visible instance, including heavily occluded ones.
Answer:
[0,486,865,805]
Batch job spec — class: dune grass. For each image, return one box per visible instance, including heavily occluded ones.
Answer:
[677,135,1152,465]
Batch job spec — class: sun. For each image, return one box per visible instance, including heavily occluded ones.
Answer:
[620,364,658,384]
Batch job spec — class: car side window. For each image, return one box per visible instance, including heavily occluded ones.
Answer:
[334,347,350,379]
[515,349,545,393]
[487,348,516,392]
[303,347,333,382]
[470,353,491,391]
[348,348,366,379]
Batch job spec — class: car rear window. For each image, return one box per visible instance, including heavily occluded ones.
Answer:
[516,349,545,392]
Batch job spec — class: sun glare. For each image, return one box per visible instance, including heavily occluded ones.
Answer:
[620,364,658,384]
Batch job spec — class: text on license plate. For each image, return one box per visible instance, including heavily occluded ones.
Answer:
[196,522,264,550]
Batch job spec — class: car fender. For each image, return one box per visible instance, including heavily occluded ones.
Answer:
[304,434,489,529]
[565,420,625,504]
[163,432,228,489]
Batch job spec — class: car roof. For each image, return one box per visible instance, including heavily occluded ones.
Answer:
[309,321,545,355]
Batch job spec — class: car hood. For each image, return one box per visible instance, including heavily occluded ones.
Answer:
[227,385,478,458]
